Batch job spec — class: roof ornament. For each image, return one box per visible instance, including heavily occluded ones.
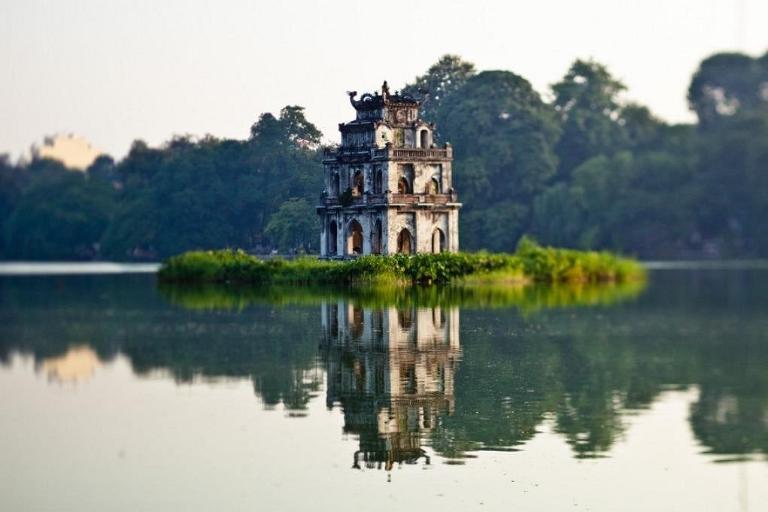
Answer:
[347,90,358,108]
[381,80,390,99]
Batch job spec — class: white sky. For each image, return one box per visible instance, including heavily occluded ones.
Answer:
[1,0,766,159]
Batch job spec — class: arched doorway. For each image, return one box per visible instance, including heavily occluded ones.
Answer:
[398,177,411,194]
[328,220,338,255]
[432,228,445,253]
[374,168,383,194]
[397,228,413,254]
[372,219,382,254]
[347,220,363,255]
[426,177,440,194]
[420,129,429,148]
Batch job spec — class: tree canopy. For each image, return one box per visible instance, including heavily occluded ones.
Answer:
[2,49,768,260]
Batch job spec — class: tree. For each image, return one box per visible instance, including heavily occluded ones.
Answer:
[694,112,768,256]
[250,106,321,146]
[688,52,768,129]
[402,55,476,132]
[0,155,25,256]
[265,198,319,253]
[532,147,699,257]
[438,70,560,251]
[4,160,114,260]
[100,106,322,259]
[552,59,627,177]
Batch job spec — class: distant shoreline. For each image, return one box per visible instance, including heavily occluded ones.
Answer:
[0,262,160,276]
[2,259,768,277]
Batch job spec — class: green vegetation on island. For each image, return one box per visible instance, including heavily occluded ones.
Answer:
[157,238,644,286]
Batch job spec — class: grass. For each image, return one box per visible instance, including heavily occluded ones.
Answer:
[157,237,645,286]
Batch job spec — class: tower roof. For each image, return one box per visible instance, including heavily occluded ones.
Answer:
[348,81,420,112]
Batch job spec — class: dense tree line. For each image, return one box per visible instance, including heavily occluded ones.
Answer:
[408,52,768,258]
[0,107,322,260]
[1,51,767,260]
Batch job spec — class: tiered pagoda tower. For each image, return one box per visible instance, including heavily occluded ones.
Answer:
[318,82,461,258]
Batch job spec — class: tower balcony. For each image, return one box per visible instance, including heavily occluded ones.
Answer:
[323,144,453,163]
[320,192,459,208]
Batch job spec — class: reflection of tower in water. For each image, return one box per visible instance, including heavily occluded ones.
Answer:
[320,302,461,470]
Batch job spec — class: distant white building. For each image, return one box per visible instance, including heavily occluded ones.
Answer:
[318,82,461,258]
[32,134,101,170]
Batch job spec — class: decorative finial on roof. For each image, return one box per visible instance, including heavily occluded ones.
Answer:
[347,90,358,108]
[382,80,390,99]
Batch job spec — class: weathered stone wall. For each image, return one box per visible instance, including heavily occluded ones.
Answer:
[447,208,460,252]
[386,210,415,254]
[415,210,449,253]
[320,209,392,257]
[319,87,459,258]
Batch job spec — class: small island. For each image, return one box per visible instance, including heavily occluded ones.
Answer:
[157,237,644,286]
[159,84,643,288]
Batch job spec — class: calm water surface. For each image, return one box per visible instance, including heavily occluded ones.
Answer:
[1,267,767,511]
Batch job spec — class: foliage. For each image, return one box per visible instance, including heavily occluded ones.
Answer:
[3,159,115,260]
[402,54,477,135]
[100,107,322,260]
[551,59,628,177]
[3,50,768,260]
[688,51,768,128]
[157,239,644,286]
[265,198,318,253]
[438,70,561,251]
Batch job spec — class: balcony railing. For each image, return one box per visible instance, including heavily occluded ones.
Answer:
[391,148,451,160]
[320,192,458,207]
[324,145,452,161]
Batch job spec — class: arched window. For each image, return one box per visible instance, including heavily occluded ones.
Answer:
[398,177,411,194]
[420,129,429,149]
[372,219,382,254]
[397,228,413,254]
[352,170,364,197]
[328,220,338,255]
[426,177,440,195]
[432,228,445,254]
[374,168,383,194]
[347,219,364,255]
[331,173,340,196]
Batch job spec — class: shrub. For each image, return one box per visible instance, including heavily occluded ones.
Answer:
[158,240,644,287]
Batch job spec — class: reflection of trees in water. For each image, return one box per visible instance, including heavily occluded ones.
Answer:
[0,275,323,415]
[439,297,768,461]
[2,271,768,462]
[690,343,768,457]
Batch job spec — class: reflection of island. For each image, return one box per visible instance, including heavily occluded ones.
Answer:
[320,301,461,470]
[3,273,768,464]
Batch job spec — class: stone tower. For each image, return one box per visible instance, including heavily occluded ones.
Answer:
[318,82,461,258]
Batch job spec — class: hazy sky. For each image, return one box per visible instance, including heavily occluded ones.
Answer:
[1,0,766,159]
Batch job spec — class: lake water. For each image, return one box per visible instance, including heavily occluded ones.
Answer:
[1,267,767,511]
